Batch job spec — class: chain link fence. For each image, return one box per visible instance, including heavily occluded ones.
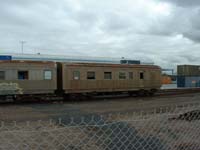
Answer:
[0,103,200,150]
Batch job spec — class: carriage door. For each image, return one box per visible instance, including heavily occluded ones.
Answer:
[139,71,145,88]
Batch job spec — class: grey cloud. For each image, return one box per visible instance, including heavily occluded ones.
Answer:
[100,12,132,33]
[1,0,200,69]
[161,0,200,7]
[183,31,200,43]
[145,6,200,43]
[178,54,200,65]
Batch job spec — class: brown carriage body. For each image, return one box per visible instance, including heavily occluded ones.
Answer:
[0,60,57,94]
[59,63,162,94]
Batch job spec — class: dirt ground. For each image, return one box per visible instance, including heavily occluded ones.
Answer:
[0,93,200,150]
[0,93,200,122]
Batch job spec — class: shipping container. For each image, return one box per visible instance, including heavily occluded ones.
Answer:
[177,76,200,88]
[177,65,200,76]
[0,55,12,60]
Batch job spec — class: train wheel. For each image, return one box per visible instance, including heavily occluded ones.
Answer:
[128,92,134,96]
[148,91,155,96]
[149,89,157,96]
[68,94,79,100]
[137,90,145,97]
[144,90,151,96]
[67,94,88,101]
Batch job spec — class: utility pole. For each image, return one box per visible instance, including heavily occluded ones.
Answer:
[20,41,26,54]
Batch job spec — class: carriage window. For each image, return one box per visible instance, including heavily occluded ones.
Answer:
[73,71,80,80]
[140,72,144,79]
[129,72,133,79]
[119,72,126,79]
[0,71,5,80]
[87,72,95,80]
[18,71,29,80]
[104,72,112,80]
[44,70,52,80]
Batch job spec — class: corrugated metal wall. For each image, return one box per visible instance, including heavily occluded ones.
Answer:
[177,76,200,88]
[178,65,200,76]
[177,76,185,87]
[185,77,200,87]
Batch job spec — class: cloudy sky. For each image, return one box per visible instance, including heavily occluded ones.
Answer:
[0,0,199,68]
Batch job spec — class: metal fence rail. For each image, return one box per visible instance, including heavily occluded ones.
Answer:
[0,103,200,150]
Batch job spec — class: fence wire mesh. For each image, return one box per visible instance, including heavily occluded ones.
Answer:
[0,103,200,150]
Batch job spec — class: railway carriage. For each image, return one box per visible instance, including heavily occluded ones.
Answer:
[0,60,57,99]
[58,63,162,96]
[0,60,162,101]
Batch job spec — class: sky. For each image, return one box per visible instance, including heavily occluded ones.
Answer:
[0,0,200,69]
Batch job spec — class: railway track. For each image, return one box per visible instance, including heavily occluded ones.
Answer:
[1,88,200,103]
[156,88,200,96]
[90,88,200,101]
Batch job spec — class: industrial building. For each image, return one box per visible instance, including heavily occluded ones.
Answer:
[177,65,200,88]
